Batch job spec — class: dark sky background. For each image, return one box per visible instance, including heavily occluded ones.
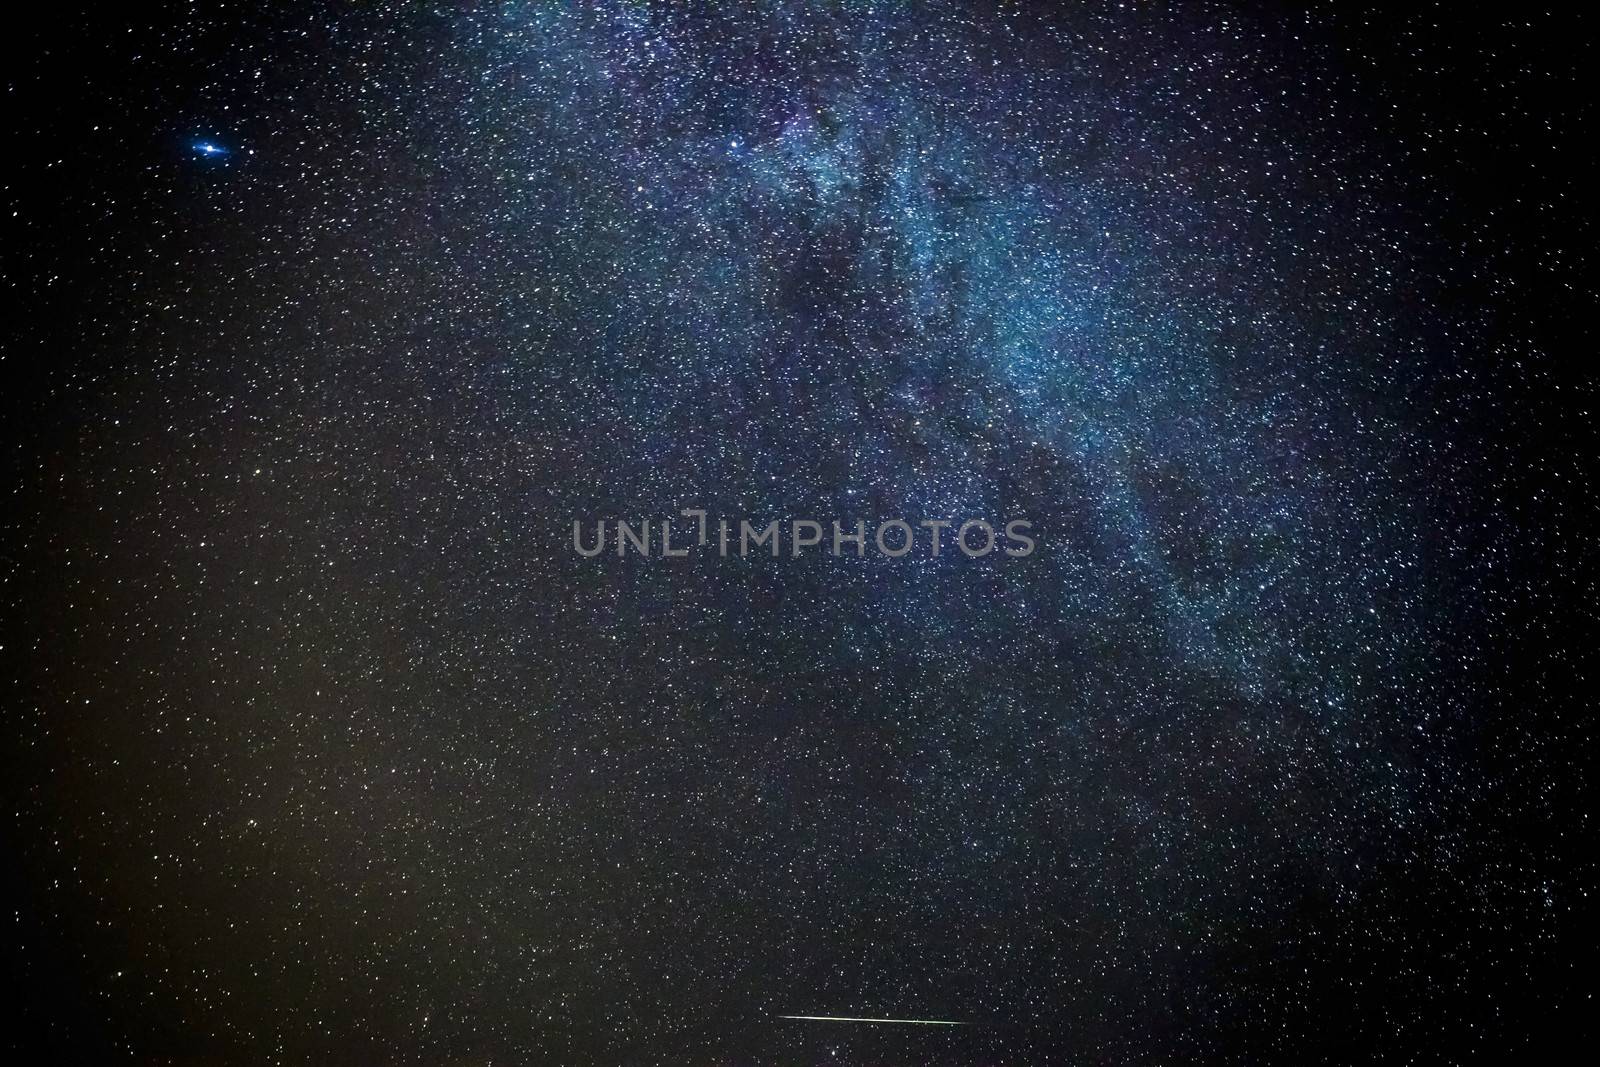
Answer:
[3,2,1591,1063]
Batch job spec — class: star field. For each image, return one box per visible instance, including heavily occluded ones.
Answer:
[3,2,1590,1063]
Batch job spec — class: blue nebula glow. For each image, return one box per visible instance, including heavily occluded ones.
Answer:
[193,141,228,157]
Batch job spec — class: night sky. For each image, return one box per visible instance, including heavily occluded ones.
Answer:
[3,2,1591,1063]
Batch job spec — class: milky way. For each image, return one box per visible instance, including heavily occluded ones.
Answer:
[5,3,1588,1063]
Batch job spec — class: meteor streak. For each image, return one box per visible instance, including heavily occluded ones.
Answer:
[777,1014,966,1026]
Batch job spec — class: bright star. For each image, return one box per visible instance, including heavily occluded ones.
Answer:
[193,141,228,157]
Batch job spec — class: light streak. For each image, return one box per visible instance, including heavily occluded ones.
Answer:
[777,1014,966,1026]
